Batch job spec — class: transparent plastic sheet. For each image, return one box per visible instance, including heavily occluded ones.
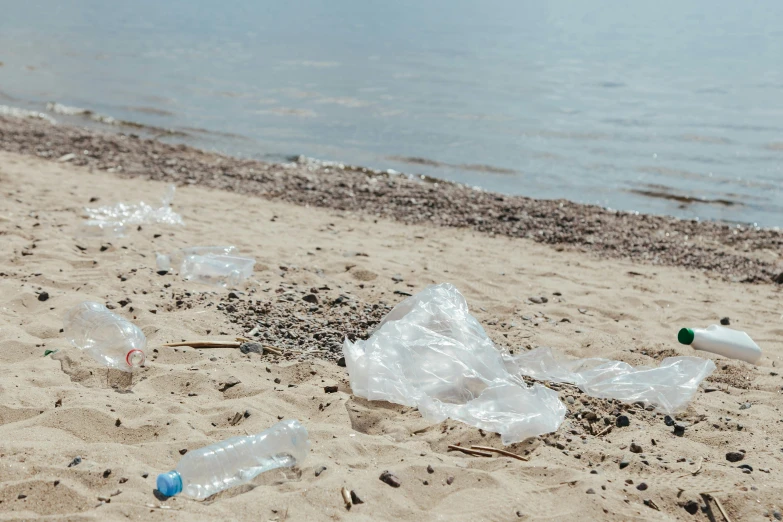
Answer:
[344,284,566,444]
[344,284,716,444]
[81,185,184,235]
[505,347,716,413]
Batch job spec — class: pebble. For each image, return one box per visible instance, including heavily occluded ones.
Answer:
[619,455,630,469]
[324,385,339,393]
[616,415,630,428]
[774,510,782,521]
[427,465,434,474]
[664,415,674,426]
[529,296,548,304]
[720,317,730,325]
[350,491,364,505]
[629,443,642,454]
[391,274,404,283]
[725,451,744,462]
[636,482,648,491]
[446,476,454,485]
[303,294,319,304]
[142,472,149,479]
[103,469,112,478]
[179,448,188,455]
[739,402,751,410]
[315,466,327,477]
[566,396,575,405]
[585,488,595,494]
[683,500,699,515]
[38,291,49,302]
[738,464,753,473]
[337,357,346,367]
[673,423,687,437]
[379,470,401,488]
[68,456,82,468]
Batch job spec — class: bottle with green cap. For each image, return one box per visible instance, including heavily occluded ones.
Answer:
[678,325,761,364]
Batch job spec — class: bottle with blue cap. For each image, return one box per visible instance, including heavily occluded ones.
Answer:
[157,419,310,499]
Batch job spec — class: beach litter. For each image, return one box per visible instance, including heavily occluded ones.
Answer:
[677,324,762,364]
[63,301,146,371]
[156,419,309,499]
[156,245,255,288]
[79,184,183,237]
[344,284,716,443]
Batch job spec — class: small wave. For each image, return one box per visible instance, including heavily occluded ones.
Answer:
[628,187,740,207]
[387,155,519,175]
[0,105,56,124]
[46,102,186,136]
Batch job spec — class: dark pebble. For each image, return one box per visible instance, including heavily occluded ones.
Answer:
[379,470,400,488]
[446,476,454,485]
[664,415,674,426]
[38,291,49,302]
[720,317,730,325]
[18,494,27,499]
[337,357,346,367]
[68,456,82,467]
[636,482,648,491]
[673,423,687,437]
[179,449,188,455]
[350,490,364,505]
[142,472,149,478]
[616,415,630,427]
[427,464,434,474]
[274,378,281,384]
[119,477,128,484]
[103,469,112,478]
[738,464,753,473]
[227,292,239,300]
[619,456,630,469]
[683,500,699,515]
[324,385,339,393]
[630,443,642,454]
[303,294,319,304]
[725,451,744,462]
[115,418,121,427]
[586,488,595,494]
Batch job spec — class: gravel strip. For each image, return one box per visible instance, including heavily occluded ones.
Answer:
[1,116,781,284]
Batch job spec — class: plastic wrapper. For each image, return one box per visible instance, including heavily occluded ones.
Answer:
[344,284,566,444]
[344,284,715,443]
[81,184,184,235]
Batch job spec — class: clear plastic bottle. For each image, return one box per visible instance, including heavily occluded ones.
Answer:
[63,302,146,371]
[156,419,310,499]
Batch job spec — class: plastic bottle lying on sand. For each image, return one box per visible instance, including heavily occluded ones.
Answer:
[180,254,255,288]
[678,325,761,364]
[63,302,146,371]
[156,419,309,499]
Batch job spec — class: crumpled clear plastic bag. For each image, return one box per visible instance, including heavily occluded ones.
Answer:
[505,347,715,413]
[343,284,566,444]
[344,283,715,444]
[80,185,184,236]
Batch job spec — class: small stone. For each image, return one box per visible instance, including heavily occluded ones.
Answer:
[725,451,744,463]
[227,292,239,300]
[427,464,434,474]
[142,472,149,479]
[379,470,400,487]
[274,378,281,384]
[584,411,598,421]
[673,423,687,437]
[738,464,753,473]
[38,291,49,302]
[566,396,575,405]
[529,296,548,304]
[350,491,364,505]
[739,402,751,410]
[423,480,429,485]
[773,510,782,521]
[179,448,188,455]
[119,477,128,484]
[720,317,730,325]
[446,476,454,485]
[324,385,339,393]
[664,415,675,426]
[619,455,630,469]
[636,482,648,491]
[18,494,27,499]
[303,294,319,304]
[115,418,121,427]
[218,376,241,392]
[585,488,595,494]
[315,465,327,477]
[337,357,346,367]
[103,469,112,478]
[391,274,404,283]
[683,500,699,515]
[68,456,82,467]
[775,272,783,285]
[630,442,642,454]
[616,415,630,428]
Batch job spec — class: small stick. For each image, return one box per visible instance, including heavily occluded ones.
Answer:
[235,336,250,342]
[340,487,352,510]
[646,499,660,511]
[692,459,703,476]
[701,493,733,522]
[470,445,528,461]
[595,425,613,437]
[261,345,284,355]
[447,445,492,458]
[163,341,240,348]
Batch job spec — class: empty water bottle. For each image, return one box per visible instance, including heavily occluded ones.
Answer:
[63,302,146,372]
[156,419,310,499]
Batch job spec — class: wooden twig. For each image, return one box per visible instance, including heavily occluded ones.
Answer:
[470,445,528,461]
[262,345,284,355]
[235,336,249,342]
[447,445,492,458]
[340,487,352,510]
[701,493,733,522]
[595,425,613,437]
[163,341,240,348]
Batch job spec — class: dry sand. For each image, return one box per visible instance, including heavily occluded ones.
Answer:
[1,150,782,521]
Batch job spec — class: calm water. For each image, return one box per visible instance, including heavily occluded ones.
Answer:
[1,0,782,226]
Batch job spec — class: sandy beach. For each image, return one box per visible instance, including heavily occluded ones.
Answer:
[1,118,782,521]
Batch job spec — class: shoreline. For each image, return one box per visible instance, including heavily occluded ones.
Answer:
[1,114,781,285]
